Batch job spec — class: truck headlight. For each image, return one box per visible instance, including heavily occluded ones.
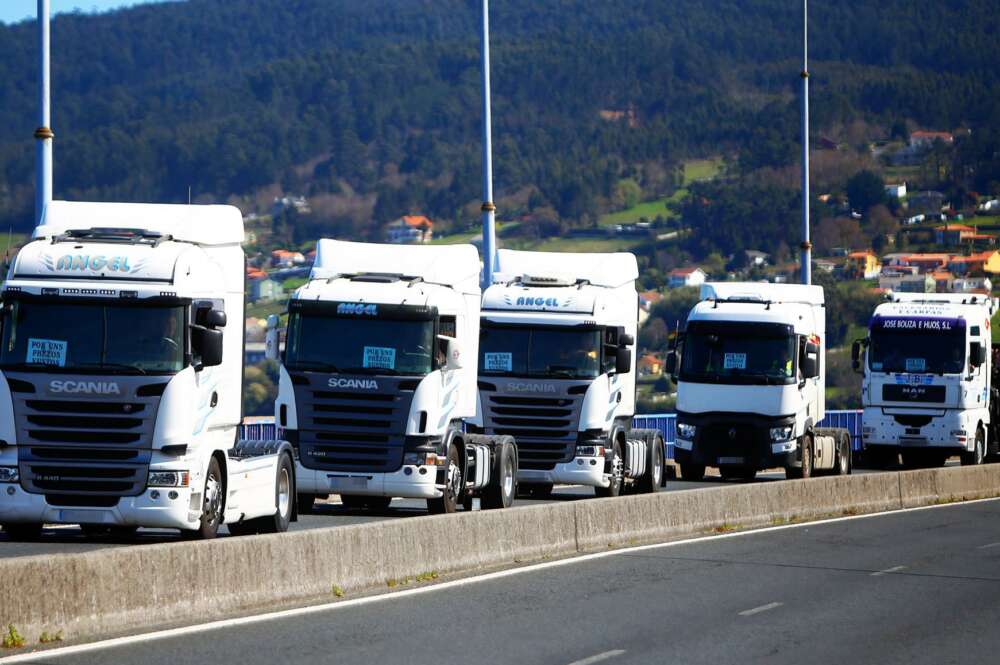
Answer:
[0,466,18,483]
[575,445,606,457]
[677,423,696,440]
[403,452,445,466]
[148,470,190,487]
[770,426,794,442]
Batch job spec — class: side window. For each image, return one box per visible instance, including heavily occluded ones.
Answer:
[440,315,457,338]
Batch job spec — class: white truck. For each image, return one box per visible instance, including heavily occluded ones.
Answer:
[269,239,517,514]
[0,201,296,540]
[667,282,852,481]
[853,292,997,468]
[471,248,665,497]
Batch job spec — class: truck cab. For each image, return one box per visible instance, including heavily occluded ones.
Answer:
[855,292,997,467]
[0,201,295,540]
[472,248,664,497]
[669,282,851,481]
[271,239,517,514]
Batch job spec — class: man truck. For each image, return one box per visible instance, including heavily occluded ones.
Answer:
[0,201,296,540]
[667,282,852,481]
[854,291,997,468]
[471,248,665,497]
[268,239,517,514]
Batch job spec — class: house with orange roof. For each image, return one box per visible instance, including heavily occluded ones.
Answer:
[386,215,434,244]
[948,251,1000,276]
[935,224,977,246]
[271,249,306,268]
[909,131,954,150]
[844,251,881,279]
[638,354,663,377]
[901,253,951,274]
[668,267,706,289]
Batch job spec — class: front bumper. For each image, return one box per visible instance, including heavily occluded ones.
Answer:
[0,484,199,530]
[862,408,973,450]
[674,412,798,470]
[517,455,609,488]
[295,462,444,499]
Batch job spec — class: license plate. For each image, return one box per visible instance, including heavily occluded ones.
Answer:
[718,456,745,465]
[328,476,368,490]
[59,509,109,524]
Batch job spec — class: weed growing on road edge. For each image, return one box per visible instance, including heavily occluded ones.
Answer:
[2,624,25,649]
[39,630,63,644]
[331,585,344,598]
[714,523,739,534]
[414,571,439,582]
[387,571,440,588]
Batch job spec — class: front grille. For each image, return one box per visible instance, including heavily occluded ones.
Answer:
[9,374,163,498]
[480,381,587,470]
[292,374,416,473]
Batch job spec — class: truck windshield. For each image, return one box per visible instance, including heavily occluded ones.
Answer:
[680,321,796,385]
[479,323,602,379]
[0,299,185,374]
[285,312,435,376]
[868,316,966,374]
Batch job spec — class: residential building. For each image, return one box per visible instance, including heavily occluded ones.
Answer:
[272,195,311,217]
[271,249,306,268]
[929,271,954,293]
[668,267,707,289]
[880,274,935,293]
[884,182,907,199]
[744,250,770,267]
[908,191,946,217]
[948,251,1000,276]
[901,253,950,274]
[952,277,992,294]
[909,131,954,150]
[637,354,663,377]
[248,275,283,303]
[386,215,434,244]
[845,251,882,280]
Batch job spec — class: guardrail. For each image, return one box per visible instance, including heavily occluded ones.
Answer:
[238,411,865,460]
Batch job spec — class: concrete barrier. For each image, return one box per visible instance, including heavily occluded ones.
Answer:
[2,466,998,645]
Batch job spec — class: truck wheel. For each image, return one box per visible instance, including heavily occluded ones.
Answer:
[636,436,664,493]
[297,493,316,514]
[836,434,851,476]
[483,440,517,509]
[961,428,986,466]
[595,440,624,498]
[427,444,462,514]
[786,435,813,479]
[184,456,223,540]
[3,523,43,541]
[258,453,294,533]
[679,463,706,481]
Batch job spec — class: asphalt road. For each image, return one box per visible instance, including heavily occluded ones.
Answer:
[0,464,939,559]
[22,497,1000,665]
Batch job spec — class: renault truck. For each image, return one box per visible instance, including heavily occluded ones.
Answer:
[854,291,998,468]
[667,282,852,481]
[471,248,665,497]
[269,239,517,514]
[0,201,296,540]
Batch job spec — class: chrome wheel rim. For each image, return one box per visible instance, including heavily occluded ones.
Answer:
[204,472,222,526]
[653,443,663,485]
[503,459,514,497]
[277,467,291,517]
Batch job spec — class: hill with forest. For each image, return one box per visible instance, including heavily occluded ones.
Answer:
[0,0,998,244]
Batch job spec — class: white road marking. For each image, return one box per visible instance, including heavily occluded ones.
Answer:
[870,565,907,577]
[1,497,998,664]
[738,602,783,616]
[978,542,1000,549]
[566,650,626,665]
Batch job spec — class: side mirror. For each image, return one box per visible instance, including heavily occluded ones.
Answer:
[192,327,224,369]
[970,342,987,367]
[664,350,678,376]
[620,332,635,347]
[265,314,280,361]
[851,339,863,372]
[195,304,227,329]
[801,341,820,379]
[615,347,632,374]
[439,335,463,371]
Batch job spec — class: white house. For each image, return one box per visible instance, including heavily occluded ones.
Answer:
[386,215,434,244]
[885,182,907,199]
[668,267,706,289]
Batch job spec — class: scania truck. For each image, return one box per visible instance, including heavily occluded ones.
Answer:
[471,248,665,497]
[0,201,296,540]
[853,292,998,468]
[269,239,517,514]
[667,282,852,481]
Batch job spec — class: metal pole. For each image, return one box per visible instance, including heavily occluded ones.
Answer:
[479,0,497,287]
[35,0,53,227]
[799,0,811,285]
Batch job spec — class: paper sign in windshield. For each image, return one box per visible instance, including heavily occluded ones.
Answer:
[905,357,927,373]
[723,353,747,370]
[484,352,513,372]
[27,338,67,367]
[363,346,396,370]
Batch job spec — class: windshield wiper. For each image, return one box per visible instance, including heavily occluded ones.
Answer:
[77,362,147,375]
[288,360,340,373]
[340,366,402,376]
[543,365,583,378]
[0,361,62,371]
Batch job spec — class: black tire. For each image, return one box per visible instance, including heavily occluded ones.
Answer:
[835,433,851,476]
[720,465,757,482]
[527,483,554,499]
[636,436,664,493]
[226,521,257,537]
[297,493,316,514]
[961,428,986,467]
[595,439,624,498]
[4,522,43,541]
[183,456,224,540]
[482,440,517,509]
[427,443,462,514]
[865,446,898,470]
[679,463,706,481]
[340,494,392,511]
[80,524,111,538]
[786,435,813,480]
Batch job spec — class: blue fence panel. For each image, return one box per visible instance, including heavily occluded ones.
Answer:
[239,421,280,441]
